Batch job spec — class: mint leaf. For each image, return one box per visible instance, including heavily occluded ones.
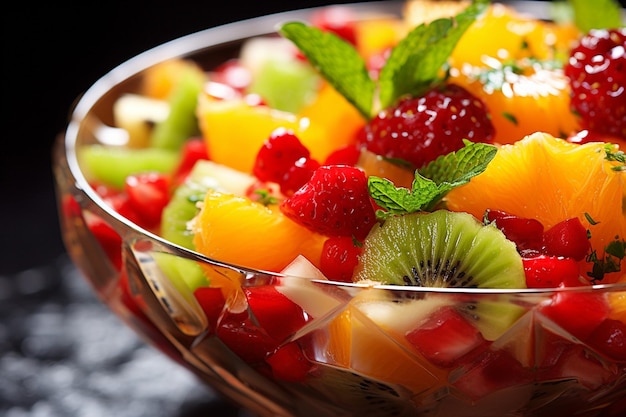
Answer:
[278,21,375,119]
[369,174,442,218]
[568,0,624,32]
[377,0,489,110]
[419,140,497,187]
[369,141,496,217]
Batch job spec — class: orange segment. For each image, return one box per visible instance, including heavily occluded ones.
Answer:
[142,59,205,100]
[298,82,366,157]
[444,132,626,283]
[449,3,578,67]
[450,65,580,144]
[325,302,445,394]
[191,190,326,272]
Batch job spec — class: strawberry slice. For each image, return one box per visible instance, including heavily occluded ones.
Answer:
[542,217,591,261]
[522,255,583,288]
[405,306,488,368]
[265,341,314,382]
[194,286,227,333]
[485,209,544,252]
[539,291,610,341]
[244,285,310,341]
[280,165,377,239]
[124,172,171,228]
[172,138,210,186]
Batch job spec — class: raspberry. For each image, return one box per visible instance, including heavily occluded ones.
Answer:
[358,83,495,169]
[252,128,320,196]
[280,165,377,239]
[564,28,626,140]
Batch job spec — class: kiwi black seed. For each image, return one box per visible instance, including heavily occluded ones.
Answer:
[353,210,526,289]
[305,364,418,417]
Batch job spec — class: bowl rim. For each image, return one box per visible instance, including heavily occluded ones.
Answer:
[59,0,626,293]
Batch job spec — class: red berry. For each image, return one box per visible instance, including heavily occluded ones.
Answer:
[539,291,610,341]
[124,172,171,228]
[244,285,309,342]
[311,6,358,46]
[265,341,314,382]
[358,83,495,168]
[280,165,377,239]
[522,254,582,288]
[485,209,544,252]
[194,287,226,333]
[406,306,488,368]
[564,28,626,139]
[323,143,361,166]
[211,59,252,93]
[542,217,591,261]
[319,236,363,282]
[253,128,319,196]
[586,318,626,361]
[172,138,209,186]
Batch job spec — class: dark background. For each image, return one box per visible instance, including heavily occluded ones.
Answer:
[2,0,377,276]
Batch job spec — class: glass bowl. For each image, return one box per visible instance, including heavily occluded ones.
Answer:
[53,1,626,416]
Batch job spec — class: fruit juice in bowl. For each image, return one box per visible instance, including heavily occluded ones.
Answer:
[53,1,626,416]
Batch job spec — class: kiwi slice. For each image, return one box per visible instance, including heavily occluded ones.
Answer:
[305,364,418,417]
[353,210,526,289]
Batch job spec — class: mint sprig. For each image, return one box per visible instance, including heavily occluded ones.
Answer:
[378,0,489,110]
[278,22,375,119]
[278,0,488,119]
[369,141,497,218]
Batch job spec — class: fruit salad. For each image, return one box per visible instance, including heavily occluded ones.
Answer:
[59,0,626,416]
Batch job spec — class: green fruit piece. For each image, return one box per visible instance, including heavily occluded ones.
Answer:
[247,58,320,113]
[161,160,256,249]
[152,251,208,294]
[150,65,206,150]
[458,298,528,341]
[353,210,526,289]
[79,144,179,189]
[305,364,418,417]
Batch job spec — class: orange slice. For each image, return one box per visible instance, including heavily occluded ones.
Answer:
[191,190,326,272]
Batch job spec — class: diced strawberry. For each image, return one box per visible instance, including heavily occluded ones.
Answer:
[85,216,123,270]
[522,254,583,288]
[280,165,377,239]
[211,59,252,93]
[194,286,227,333]
[485,209,544,252]
[453,349,533,400]
[124,172,171,228]
[539,291,610,341]
[586,318,626,361]
[406,306,488,368]
[538,342,619,390]
[215,310,279,364]
[172,138,210,186]
[319,236,363,282]
[311,6,358,46]
[542,217,591,261]
[244,285,310,342]
[265,341,314,382]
